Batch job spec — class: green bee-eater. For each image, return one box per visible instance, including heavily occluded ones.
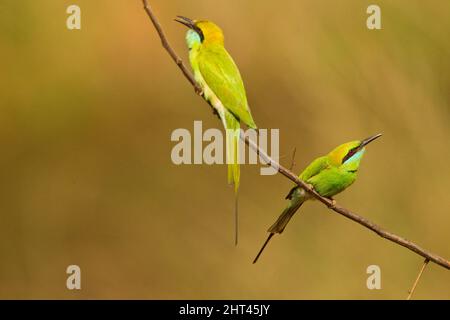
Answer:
[175,16,257,245]
[253,134,382,263]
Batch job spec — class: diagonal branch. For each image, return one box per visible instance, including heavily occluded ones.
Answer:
[243,137,449,269]
[142,0,201,93]
[141,0,450,271]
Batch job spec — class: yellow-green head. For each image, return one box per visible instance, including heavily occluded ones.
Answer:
[328,133,382,169]
[175,16,224,48]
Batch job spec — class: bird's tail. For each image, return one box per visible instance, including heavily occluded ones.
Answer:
[268,200,304,234]
[253,197,306,264]
[225,116,240,193]
[224,112,241,245]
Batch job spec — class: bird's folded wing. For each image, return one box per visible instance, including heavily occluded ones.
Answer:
[285,156,330,199]
[299,156,330,181]
[198,46,256,128]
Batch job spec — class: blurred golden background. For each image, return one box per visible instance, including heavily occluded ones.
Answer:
[0,0,449,299]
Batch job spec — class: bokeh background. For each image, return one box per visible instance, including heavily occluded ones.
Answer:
[0,0,449,299]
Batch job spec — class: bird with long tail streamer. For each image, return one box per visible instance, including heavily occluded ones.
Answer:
[175,17,258,245]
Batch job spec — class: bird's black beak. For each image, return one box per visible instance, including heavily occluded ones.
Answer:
[360,133,382,148]
[174,15,195,29]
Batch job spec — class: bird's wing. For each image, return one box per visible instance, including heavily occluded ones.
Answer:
[306,167,357,198]
[285,156,330,199]
[300,156,330,181]
[198,45,257,128]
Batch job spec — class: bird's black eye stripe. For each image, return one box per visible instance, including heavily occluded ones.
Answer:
[342,147,358,164]
[193,25,204,42]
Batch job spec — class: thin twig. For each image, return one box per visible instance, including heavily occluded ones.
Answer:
[407,259,430,300]
[141,0,450,271]
[289,147,296,170]
[142,0,202,94]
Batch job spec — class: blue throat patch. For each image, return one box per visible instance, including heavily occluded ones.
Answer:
[345,148,365,165]
[186,30,201,49]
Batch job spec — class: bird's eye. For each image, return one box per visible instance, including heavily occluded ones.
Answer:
[342,148,357,164]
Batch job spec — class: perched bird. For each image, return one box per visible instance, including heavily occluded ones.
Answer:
[253,134,382,263]
[175,16,257,245]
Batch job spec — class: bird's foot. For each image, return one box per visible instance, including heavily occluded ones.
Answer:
[194,86,204,96]
[327,197,337,210]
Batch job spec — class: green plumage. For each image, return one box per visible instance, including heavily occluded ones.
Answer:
[254,135,381,263]
[197,44,257,129]
[176,17,258,244]
[270,143,360,234]
[183,20,257,193]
